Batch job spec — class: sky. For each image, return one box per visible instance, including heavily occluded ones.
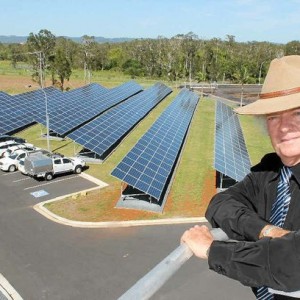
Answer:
[1,0,300,44]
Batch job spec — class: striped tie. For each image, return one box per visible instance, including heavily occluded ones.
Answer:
[256,166,292,300]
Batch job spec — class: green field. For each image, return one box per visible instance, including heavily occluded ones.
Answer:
[0,60,176,94]
[0,61,273,220]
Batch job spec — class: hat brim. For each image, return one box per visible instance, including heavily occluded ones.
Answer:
[234,94,300,115]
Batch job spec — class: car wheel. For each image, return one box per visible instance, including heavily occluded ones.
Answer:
[8,165,16,172]
[74,166,82,174]
[45,173,53,181]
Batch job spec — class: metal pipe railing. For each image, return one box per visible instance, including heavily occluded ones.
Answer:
[118,228,229,300]
[118,228,300,299]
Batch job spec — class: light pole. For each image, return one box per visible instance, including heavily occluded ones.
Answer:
[26,85,50,152]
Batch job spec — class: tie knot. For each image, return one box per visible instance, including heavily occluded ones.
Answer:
[281,166,292,183]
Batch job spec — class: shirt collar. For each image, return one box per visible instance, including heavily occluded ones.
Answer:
[290,164,300,185]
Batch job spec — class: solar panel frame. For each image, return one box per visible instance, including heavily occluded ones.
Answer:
[111,88,199,203]
[214,100,251,182]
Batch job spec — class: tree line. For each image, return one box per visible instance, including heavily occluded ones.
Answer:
[0,29,300,90]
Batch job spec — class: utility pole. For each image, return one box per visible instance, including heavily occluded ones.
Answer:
[27,51,50,151]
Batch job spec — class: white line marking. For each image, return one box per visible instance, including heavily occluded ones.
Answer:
[24,175,79,190]
[0,171,20,176]
[13,177,31,183]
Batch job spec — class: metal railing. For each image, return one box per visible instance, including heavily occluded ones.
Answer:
[119,227,300,299]
[118,228,229,300]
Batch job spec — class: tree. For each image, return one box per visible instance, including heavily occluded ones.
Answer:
[81,35,97,83]
[285,41,300,55]
[51,48,72,90]
[8,43,27,68]
[122,59,144,78]
[27,29,56,86]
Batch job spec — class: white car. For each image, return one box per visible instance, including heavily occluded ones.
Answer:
[0,149,27,172]
[0,141,35,157]
[18,159,27,175]
[0,148,43,172]
[0,144,40,158]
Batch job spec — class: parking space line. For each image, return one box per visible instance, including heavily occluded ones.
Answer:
[13,177,31,183]
[24,175,79,190]
[0,171,20,176]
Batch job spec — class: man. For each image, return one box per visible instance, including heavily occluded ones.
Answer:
[181,55,300,299]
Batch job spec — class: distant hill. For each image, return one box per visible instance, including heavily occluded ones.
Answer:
[0,35,28,44]
[0,35,135,44]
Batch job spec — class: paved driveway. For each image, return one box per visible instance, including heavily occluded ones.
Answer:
[0,171,254,299]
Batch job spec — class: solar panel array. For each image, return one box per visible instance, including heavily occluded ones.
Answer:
[67,82,172,159]
[36,81,142,136]
[0,82,140,136]
[0,87,61,135]
[33,83,108,124]
[214,100,251,182]
[111,88,199,202]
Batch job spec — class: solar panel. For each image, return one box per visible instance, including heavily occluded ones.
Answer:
[0,87,62,135]
[33,83,109,125]
[214,100,251,182]
[0,84,109,135]
[67,82,172,159]
[0,92,12,110]
[111,88,199,205]
[0,91,11,102]
[37,81,143,136]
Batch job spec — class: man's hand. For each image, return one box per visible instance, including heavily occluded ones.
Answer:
[181,225,213,259]
[259,224,291,239]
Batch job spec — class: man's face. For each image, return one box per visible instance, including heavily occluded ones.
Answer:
[267,107,300,166]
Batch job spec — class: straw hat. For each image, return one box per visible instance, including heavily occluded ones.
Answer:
[235,55,300,115]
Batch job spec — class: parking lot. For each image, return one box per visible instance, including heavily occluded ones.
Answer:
[0,167,256,300]
[0,169,99,205]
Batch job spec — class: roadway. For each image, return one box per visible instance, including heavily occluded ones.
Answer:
[0,171,254,299]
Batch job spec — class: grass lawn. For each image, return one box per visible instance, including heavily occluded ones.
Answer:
[0,60,176,94]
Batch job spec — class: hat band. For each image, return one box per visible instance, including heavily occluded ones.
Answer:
[260,86,300,99]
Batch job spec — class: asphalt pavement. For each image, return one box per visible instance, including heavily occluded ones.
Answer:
[0,170,255,299]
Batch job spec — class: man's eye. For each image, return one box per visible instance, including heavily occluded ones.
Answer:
[267,116,278,121]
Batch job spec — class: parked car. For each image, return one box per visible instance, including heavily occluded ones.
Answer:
[0,135,26,144]
[24,153,86,180]
[0,148,49,172]
[18,160,27,175]
[0,144,41,158]
[0,149,28,172]
[0,142,23,156]
[0,141,35,157]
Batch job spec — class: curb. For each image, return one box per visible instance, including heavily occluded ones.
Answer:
[0,273,23,300]
[79,172,109,187]
[34,201,207,228]
[33,173,208,228]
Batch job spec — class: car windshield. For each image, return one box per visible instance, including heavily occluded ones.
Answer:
[9,153,18,159]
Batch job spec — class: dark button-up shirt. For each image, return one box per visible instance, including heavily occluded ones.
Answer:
[206,153,300,299]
